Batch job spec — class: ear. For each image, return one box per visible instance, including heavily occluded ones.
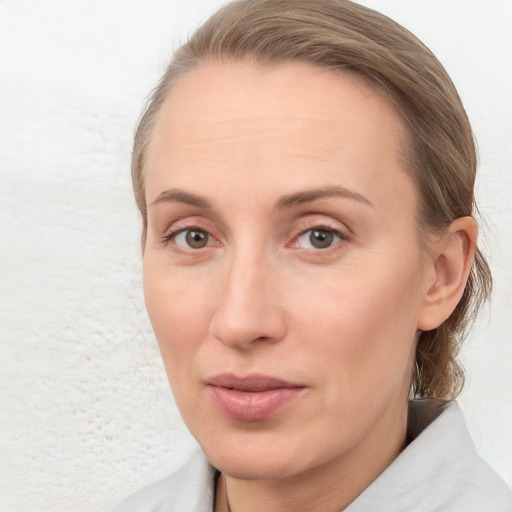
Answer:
[417,217,477,332]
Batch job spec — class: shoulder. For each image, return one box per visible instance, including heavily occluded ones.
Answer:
[347,400,512,512]
[108,449,216,512]
[435,402,512,510]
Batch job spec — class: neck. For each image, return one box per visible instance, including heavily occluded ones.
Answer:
[215,397,409,512]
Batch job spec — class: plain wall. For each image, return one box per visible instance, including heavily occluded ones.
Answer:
[1,1,510,510]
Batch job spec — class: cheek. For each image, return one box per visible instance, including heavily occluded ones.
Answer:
[142,258,214,381]
[288,254,422,399]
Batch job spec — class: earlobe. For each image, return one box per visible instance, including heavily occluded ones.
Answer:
[417,217,477,331]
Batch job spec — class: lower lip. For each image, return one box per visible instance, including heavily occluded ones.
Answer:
[207,385,305,421]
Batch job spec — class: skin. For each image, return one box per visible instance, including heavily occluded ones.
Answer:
[142,60,476,512]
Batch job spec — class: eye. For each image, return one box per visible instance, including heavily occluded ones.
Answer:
[174,229,213,249]
[296,228,343,249]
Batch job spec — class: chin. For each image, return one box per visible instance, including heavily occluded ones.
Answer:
[197,425,347,482]
[208,449,304,481]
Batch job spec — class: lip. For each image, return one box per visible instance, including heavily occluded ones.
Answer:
[206,374,306,421]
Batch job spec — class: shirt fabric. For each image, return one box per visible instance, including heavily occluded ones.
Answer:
[110,400,512,511]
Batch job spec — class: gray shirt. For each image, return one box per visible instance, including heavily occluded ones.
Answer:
[111,400,512,511]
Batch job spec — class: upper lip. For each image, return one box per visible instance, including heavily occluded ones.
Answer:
[207,374,304,392]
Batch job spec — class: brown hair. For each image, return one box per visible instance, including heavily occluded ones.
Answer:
[132,0,491,399]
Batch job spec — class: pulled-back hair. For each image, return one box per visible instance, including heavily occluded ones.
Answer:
[132,0,492,399]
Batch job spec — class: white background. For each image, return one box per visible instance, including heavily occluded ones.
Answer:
[0,1,510,510]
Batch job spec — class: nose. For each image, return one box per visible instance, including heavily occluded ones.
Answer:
[209,249,287,350]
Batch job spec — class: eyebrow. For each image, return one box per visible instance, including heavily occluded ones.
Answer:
[275,185,373,210]
[150,184,373,211]
[151,188,213,209]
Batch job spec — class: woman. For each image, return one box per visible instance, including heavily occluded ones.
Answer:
[112,0,512,510]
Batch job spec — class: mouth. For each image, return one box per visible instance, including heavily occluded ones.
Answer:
[206,374,306,421]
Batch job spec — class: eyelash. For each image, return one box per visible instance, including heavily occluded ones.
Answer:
[160,226,212,246]
[160,223,349,252]
[292,224,349,250]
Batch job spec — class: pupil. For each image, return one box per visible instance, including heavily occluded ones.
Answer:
[186,230,208,248]
[310,230,333,249]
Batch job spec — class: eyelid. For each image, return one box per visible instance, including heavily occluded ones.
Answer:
[294,227,346,248]
[288,218,351,251]
[158,216,350,252]
[160,219,221,251]
[298,228,341,244]
[293,218,350,239]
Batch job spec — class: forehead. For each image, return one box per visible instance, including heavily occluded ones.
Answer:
[151,60,405,146]
[145,60,416,216]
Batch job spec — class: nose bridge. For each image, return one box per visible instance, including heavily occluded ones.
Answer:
[209,237,285,349]
[228,242,264,297]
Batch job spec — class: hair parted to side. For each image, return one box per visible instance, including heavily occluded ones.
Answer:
[132,0,492,399]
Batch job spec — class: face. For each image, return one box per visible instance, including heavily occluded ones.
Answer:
[143,60,431,480]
